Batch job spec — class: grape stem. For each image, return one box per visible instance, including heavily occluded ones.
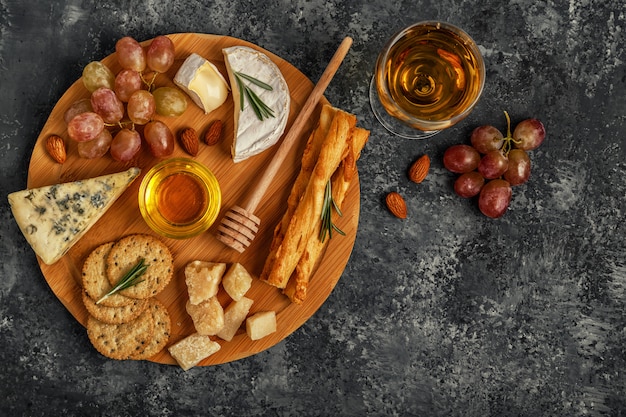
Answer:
[139,72,159,91]
[501,110,522,156]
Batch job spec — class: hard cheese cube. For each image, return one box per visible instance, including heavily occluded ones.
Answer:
[186,297,225,336]
[216,297,254,342]
[185,261,226,305]
[222,262,253,301]
[246,311,277,340]
[168,333,221,371]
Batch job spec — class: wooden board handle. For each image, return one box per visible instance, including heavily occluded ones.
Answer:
[242,36,353,214]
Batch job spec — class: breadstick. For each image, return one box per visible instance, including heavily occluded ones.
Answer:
[283,126,369,303]
[262,110,356,288]
[260,104,337,281]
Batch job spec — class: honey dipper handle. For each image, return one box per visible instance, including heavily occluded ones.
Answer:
[242,36,353,214]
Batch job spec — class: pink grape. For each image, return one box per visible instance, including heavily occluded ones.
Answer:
[146,36,175,73]
[513,118,546,150]
[443,144,481,173]
[114,69,143,102]
[115,36,146,72]
[143,120,174,157]
[478,179,512,218]
[67,112,104,142]
[63,98,93,124]
[503,149,531,185]
[127,90,155,125]
[77,128,112,159]
[91,87,125,124]
[470,125,504,154]
[110,128,141,162]
[478,150,509,179]
[454,171,485,198]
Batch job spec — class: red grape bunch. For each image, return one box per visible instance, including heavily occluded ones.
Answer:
[443,111,546,218]
[63,35,186,161]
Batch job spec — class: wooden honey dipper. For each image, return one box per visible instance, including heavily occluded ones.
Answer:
[215,36,353,252]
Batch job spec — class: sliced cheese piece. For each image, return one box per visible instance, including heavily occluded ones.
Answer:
[8,167,140,265]
[173,53,229,114]
[222,46,290,163]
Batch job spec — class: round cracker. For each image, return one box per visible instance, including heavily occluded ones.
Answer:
[106,234,173,299]
[81,241,134,307]
[131,298,171,360]
[86,308,155,360]
[82,290,148,325]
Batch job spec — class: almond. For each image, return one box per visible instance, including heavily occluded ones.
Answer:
[385,191,407,219]
[179,127,199,156]
[46,135,66,164]
[204,120,223,146]
[408,154,430,183]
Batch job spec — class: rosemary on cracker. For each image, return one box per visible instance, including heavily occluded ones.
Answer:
[96,258,148,304]
[234,71,275,121]
[319,180,345,243]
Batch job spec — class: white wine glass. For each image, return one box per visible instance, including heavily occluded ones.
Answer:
[369,21,485,139]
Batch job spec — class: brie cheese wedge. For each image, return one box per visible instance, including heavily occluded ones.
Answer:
[8,167,140,265]
[174,53,230,114]
[223,46,290,163]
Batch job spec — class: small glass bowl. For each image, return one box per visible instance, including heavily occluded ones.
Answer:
[138,158,221,239]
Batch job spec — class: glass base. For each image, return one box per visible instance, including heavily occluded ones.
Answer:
[369,76,440,139]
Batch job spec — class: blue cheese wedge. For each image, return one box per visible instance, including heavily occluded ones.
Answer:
[222,46,290,163]
[173,53,230,114]
[8,167,140,265]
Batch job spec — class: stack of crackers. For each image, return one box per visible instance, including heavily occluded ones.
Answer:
[260,104,369,303]
[81,234,173,360]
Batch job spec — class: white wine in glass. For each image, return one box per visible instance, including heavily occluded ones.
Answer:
[370,21,485,139]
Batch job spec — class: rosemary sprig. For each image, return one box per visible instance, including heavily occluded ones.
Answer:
[96,258,148,304]
[319,180,346,243]
[233,71,275,121]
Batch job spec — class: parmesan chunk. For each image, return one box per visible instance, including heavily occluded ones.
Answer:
[186,298,225,336]
[216,296,254,342]
[184,261,226,305]
[168,333,221,371]
[246,311,277,341]
[222,262,253,301]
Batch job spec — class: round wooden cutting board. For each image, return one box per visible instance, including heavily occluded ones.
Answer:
[26,33,360,366]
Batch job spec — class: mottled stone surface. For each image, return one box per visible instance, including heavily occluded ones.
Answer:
[1,0,625,416]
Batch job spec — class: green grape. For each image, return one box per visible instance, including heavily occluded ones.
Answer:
[82,61,115,93]
[153,87,188,117]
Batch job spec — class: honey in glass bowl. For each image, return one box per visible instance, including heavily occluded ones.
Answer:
[139,158,221,239]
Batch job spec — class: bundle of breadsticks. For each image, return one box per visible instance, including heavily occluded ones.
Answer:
[259,104,369,304]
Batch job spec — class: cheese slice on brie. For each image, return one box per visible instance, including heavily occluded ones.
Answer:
[174,53,230,114]
[8,167,140,265]
[223,46,290,163]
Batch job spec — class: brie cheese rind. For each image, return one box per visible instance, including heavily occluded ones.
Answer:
[222,46,290,163]
[173,53,230,114]
[8,167,140,265]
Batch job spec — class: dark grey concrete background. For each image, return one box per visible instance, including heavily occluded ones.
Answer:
[1,0,625,416]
